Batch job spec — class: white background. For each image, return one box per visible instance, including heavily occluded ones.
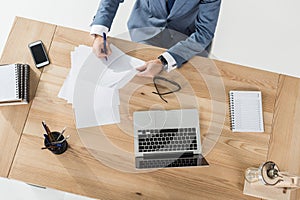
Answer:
[212,0,300,78]
[0,0,300,199]
[1,0,300,77]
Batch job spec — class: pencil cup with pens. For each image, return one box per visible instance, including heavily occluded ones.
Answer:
[41,121,69,154]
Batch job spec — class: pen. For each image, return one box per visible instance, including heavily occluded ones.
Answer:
[43,134,63,149]
[42,121,54,142]
[41,146,57,150]
[41,143,62,149]
[56,127,66,141]
[43,134,50,144]
[51,135,70,145]
[103,32,108,61]
[43,134,58,148]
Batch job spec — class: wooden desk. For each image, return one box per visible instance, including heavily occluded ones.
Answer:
[0,17,299,200]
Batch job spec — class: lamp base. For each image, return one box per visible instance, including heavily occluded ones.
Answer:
[243,180,291,200]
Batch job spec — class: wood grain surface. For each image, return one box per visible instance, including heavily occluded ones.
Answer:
[0,17,56,177]
[268,75,300,200]
[1,17,299,200]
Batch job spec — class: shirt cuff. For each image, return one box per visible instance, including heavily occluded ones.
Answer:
[90,25,109,36]
[161,52,177,72]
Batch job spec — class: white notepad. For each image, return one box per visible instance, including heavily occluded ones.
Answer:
[0,64,19,102]
[0,64,30,106]
[229,91,264,132]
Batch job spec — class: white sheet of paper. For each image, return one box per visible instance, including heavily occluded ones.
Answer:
[68,46,92,103]
[72,53,119,128]
[74,104,120,129]
[58,45,91,103]
[94,86,120,106]
[97,50,144,88]
[59,44,144,128]
[113,56,145,88]
[73,84,121,129]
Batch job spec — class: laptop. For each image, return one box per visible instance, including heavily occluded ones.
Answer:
[133,109,208,169]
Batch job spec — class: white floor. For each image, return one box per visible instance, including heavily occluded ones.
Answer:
[1,0,300,199]
[0,178,95,200]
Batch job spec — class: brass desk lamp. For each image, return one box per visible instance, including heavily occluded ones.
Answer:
[245,161,300,193]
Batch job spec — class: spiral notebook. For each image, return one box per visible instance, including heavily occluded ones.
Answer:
[229,91,264,132]
[0,64,30,106]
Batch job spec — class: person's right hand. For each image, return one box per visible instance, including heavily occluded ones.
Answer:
[92,34,112,59]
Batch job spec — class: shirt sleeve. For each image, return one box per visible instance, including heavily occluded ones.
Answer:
[161,52,177,72]
[90,25,109,36]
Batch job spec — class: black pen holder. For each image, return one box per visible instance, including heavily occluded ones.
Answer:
[44,131,68,154]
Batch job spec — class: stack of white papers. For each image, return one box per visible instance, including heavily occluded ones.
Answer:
[58,45,144,129]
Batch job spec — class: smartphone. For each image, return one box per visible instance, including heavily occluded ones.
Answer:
[28,40,50,68]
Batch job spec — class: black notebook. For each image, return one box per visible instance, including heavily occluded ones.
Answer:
[0,64,30,106]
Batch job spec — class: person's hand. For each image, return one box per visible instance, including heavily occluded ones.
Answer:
[92,34,112,59]
[136,59,164,78]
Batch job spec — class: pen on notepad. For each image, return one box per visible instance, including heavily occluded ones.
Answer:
[103,32,108,61]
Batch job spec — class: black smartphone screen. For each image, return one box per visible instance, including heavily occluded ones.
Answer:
[30,43,48,64]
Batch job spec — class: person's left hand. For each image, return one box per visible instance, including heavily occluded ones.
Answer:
[136,59,163,78]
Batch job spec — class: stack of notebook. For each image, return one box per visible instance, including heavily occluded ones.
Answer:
[0,64,30,106]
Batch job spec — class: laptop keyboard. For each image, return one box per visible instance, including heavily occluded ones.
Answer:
[139,157,198,168]
[137,128,198,152]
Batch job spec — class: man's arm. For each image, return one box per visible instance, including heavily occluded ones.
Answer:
[167,0,221,67]
[91,0,124,30]
[91,0,124,58]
